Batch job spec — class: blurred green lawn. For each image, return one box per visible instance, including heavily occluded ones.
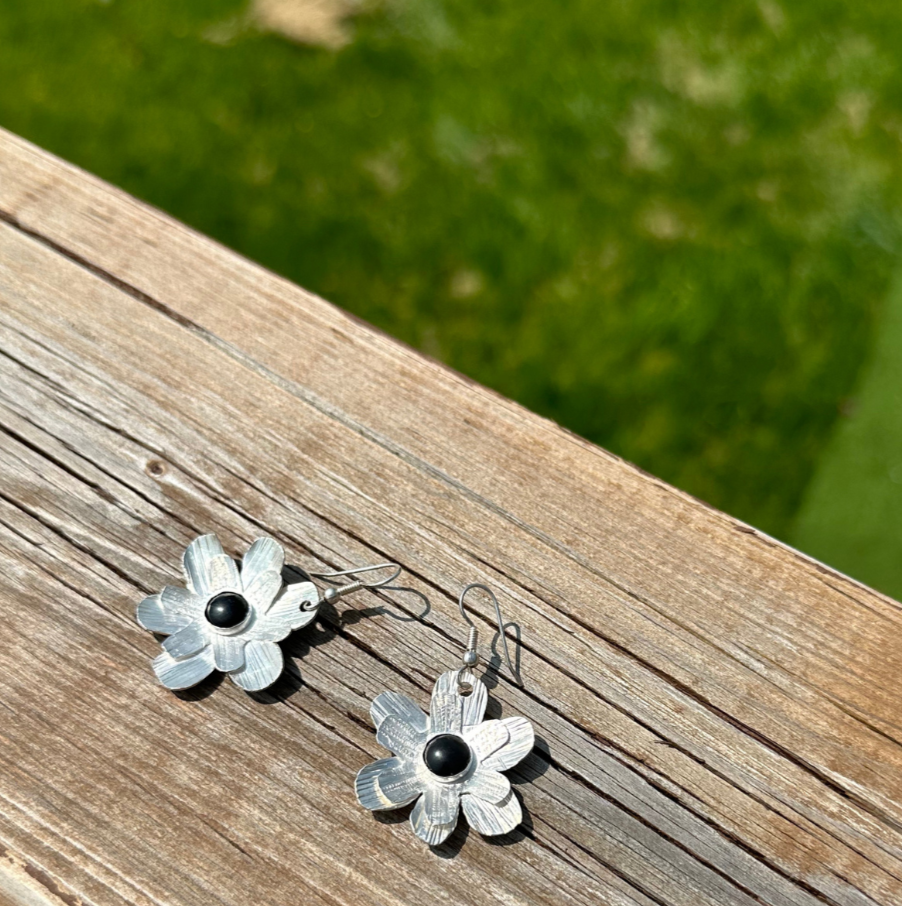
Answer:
[2,1,902,593]
[793,267,902,593]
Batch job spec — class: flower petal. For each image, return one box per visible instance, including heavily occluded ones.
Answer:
[245,582,318,642]
[153,646,216,690]
[378,761,425,807]
[422,780,461,826]
[136,591,196,634]
[482,716,535,771]
[229,640,284,691]
[411,794,456,846]
[430,670,486,732]
[162,622,208,660]
[462,768,510,804]
[240,537,285,591]
[464,720,509,763]
[370,692,428,734]
[429,690,462,734]
[212,634,246,672]
[355,757,422,811]
[462,789,522,837]
[203,554,242,596]
[376,715,427,760]
[429,672,464,735]
[243,569,283,613]
[161,585,205,619]
[182,534,225,596]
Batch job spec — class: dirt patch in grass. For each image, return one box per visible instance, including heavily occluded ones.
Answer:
[253,0,357,48]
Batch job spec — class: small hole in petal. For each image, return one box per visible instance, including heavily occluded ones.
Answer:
[458,682,473,697]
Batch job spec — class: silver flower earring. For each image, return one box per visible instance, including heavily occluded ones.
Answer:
[355,583,535,846]
[136,533,404,692]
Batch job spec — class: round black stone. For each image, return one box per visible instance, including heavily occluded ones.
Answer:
[423,734,472,778]
[205,592,249,629]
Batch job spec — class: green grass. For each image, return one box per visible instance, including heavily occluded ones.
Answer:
[2,0,902,557]
[793,265,902,597]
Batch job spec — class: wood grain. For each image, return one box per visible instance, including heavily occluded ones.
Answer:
[0,126,900,906]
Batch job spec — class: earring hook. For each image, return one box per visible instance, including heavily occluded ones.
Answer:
[306,562,430,620]
[311,562,402,590]
[457,583,522,686]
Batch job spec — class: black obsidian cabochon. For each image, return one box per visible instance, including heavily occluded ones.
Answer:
[205,592,250,628]
[423,734,472,778]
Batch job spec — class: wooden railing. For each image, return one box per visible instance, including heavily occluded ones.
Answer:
[0,127,899,906]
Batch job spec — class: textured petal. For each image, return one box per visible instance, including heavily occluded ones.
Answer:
[430,673,463,735]
[462,769,510,804]
[377,760,425,807]
[136,592,195,635]
[152,646,216,690]
[355,757,422,811]
[462,789,522,837]
[430,670,486,732]
[212,634,246,672]
[182,534,225,596]
[245,582,318,642]
[203,554,242,596]
[242,569,283,614]
[429,691,462,734]
[423,781,461,826]
[229,640,283,691]
[376,715,427,760]
[161,585,206,620]
[370,692,428,734]
[162,622,208,660]
[240,537,285,591]
[411,794,456,846]
[464,720,509,763]
[482,716,535,771]
[462,684,488,726]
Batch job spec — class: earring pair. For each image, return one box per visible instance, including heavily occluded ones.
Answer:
[135,534,535,846]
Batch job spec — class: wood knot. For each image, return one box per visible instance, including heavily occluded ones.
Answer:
[145,459,168,478]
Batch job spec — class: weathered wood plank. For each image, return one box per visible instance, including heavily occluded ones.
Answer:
[0,127,900,905]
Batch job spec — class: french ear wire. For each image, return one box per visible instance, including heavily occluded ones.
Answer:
[457,582,522,688]
[309,562,431,620]
[306,562,401,608]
